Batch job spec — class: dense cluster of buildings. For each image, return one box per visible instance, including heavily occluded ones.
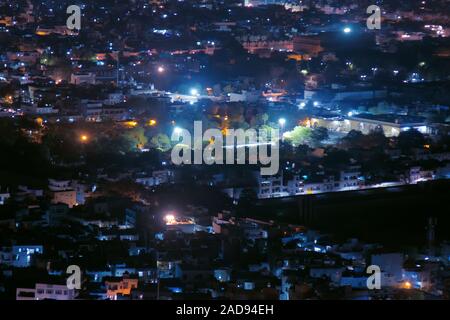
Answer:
[0,0,449,300]
[2,197,450,300]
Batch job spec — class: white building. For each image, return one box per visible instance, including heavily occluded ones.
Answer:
[16,283,76,300]
[257,174,287,198]
[339,166,362,189]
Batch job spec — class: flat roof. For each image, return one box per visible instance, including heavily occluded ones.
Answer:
[349,113,426,126]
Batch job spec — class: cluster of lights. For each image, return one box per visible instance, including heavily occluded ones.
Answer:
[164,214,176,225]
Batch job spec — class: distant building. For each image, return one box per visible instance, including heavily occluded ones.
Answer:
[105,275,139,300]
[16,283,77,300]
[340,166,362,189]
[293,36,323,57]
[46,204,69,226]
[0,190,10,205]
[49,179,77,208]
[371,252,404,287]
[310,114,429,137]
[257,174,287,198]
[11,245,44,267]
[229,90,261,103]
[51,190,77,208]
[70,73,96,85]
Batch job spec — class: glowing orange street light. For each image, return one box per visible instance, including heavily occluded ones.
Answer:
[5,95,13,104]
[149,119,157,126]
[80,135,88,142]
[124,120,138,128]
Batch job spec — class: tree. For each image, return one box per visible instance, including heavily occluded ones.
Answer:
[365,130,388,149]
[255,112,269,127]
[259,124,277,136]
[122,127,148,151]
[323,149,351,168]
[340,130,364,149]
[311,126,329,144]
[150,133,172,152]
[237,188,257,214]
[397,129,425,152]
[295,144,310,158]
[0,118,20,146]
[345,129,364,141]
[261,113,269,125]
[284,126,312,147]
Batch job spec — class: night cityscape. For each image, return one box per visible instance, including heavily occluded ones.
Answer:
[1,0,450,306]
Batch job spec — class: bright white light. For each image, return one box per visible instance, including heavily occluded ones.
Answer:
[278,118,286,126]
[190,88,199,96]
[313,101,319,107]
[174,127,182,134]
[165,214,175,223]
[347,111,353,117]
[157,66,165,73]
[343,27,352,33]
[299,102,306,108]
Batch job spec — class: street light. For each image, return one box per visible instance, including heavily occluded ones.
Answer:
[164,214,175,224]
[157,66,165,73]
[190,88,199,96]
[80,134,88,142]
[343,27,352,33]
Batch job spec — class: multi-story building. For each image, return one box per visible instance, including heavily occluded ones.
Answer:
[70,72,96,85]
[10,245,44,267]
[257,174,287,198]
[105,275,139,300]
[16,283,76,300]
